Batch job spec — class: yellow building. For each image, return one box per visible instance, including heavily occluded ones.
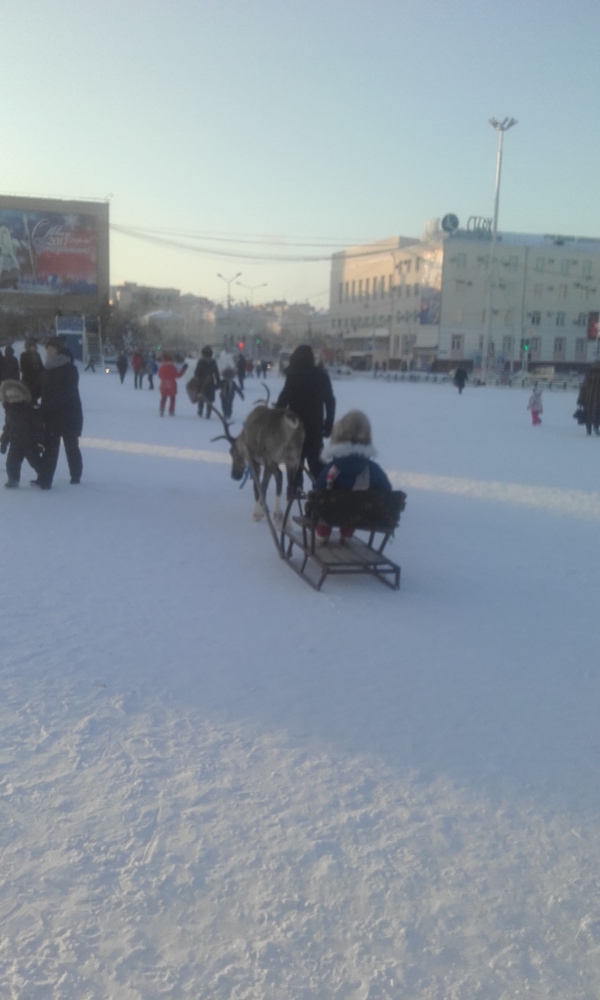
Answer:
[329,220,600,371]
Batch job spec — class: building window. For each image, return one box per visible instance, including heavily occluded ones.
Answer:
[531,311,541,325]
[502,335,514,357]
[507,255,518,270]
[388,275,394,296]
[504,309,514,325]
[414,283,420,296]
[556,312,565,327]
[575,338,587,360]
[533,282,543,297]
[380,277,386,299]
[396,284,402,297]
[415,257,421,272]
[405,260,412,274]
[338,283,343,303]
[351,280,355,302]
[455,280,466,295]
[553,337,566,360]
[558,284,568,298]
[560,260,571,276]
[358,279,363,300]
[535,257,545,272]
[364,278,370,298]
[451,334,464,357]
[344,282,349,302]
[452,307,464,323]
[455,252,467,269]
[405,284,411,297]
[582,260,592,278]
[393,335,400,353]
[577,312,588,326]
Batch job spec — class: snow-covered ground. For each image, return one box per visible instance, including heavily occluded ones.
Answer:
[1,371,600,999]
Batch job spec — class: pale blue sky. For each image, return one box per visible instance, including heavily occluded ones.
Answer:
[4,0,599,306]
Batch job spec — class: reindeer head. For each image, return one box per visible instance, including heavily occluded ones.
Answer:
[210,402,248,480]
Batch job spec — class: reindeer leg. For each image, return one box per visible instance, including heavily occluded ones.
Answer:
[272,465,283,523]
[252,460,265,520]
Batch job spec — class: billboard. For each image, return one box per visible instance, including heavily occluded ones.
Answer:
[0,209,97,295]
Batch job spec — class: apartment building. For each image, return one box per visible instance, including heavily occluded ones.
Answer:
[329,221,600,370]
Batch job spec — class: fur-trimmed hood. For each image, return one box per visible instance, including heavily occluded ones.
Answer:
[0,379,32,405]
[320,441,377,462]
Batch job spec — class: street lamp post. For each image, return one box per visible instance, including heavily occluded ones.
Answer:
[480,116,517,385]
[236,280,268,305]
[217,272,242,350]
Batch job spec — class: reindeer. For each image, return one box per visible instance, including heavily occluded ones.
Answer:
[210,386,305,522]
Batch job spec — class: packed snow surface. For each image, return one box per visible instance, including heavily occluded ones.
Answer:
[1,371,600,999]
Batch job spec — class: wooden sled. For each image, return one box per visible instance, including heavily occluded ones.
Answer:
[280,489,406,591]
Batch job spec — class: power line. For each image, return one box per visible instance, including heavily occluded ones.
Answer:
[111,224,400,265]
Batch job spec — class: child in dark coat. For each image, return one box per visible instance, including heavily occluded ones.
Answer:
[313,409,391,543]
[219,366,244,419]
[0,380,43,487]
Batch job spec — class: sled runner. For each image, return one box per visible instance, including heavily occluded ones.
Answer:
[280,489,406,591]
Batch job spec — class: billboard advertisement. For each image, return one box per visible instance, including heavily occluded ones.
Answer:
[0,209,97,295]
[419,245,443,325]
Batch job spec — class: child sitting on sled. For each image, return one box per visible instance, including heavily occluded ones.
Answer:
[312,410,391,544]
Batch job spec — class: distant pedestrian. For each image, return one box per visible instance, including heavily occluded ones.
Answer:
[527,384,543,425]
[2,345,20,382]
[577,361,600,436]
[20,339,43,400]
[34,337,84,489]
[454,366,468,394]
[236,352,246,391]
[219,367,244,420]
[146,352,157,390]
[131,349,145,389]
[0,380,43,488]
[158,352,188,416]
[84,357,96,372]
[117,352,128,384]
[193,346,220,419]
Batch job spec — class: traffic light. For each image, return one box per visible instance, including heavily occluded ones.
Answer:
[523,339,530,352]
[238,341,245,350]
[255,336,261,346]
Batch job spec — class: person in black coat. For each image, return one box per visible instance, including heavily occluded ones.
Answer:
[276,344,335,490]
[236,352,246,391]
[194,346,220,418]
[20,339,44,401]
[453,366,468,394]
[2,345,20,382]
[0,379,43,487]
[34,337,84,489]
[116,352,128,384]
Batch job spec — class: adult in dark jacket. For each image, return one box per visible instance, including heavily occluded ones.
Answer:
[116,352,128,384]
[2,345,20,382]
[453,366,468,394]
[577,361,600,435]
[194,346,220,418]
[34,337,83,488]
[276,344,335,489]
[0,379,43,487]
[20,339,43,401]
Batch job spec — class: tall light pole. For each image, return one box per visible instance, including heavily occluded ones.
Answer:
[480,116,517,384]
[236,280,268,305]
[217,272,242,350]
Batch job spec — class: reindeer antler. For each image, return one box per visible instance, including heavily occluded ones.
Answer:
[204,396,236,444]
[253,382,271,408]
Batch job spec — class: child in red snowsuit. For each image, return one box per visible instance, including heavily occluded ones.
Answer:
[158,354,188,415]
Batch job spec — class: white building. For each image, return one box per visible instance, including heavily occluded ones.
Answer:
[329,220,600,371]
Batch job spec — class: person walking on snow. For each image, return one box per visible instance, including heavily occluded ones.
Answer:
[527,385,543,425]
[454,366,468,394]
[219,367,244,420]
[158,353,188,416]
[0,379,43,487]
[131,349,145,389]
[577,360,600,435]
[193,346,220,419]
[312,409,391,545]
[276,344,335,492]
[116,352,128,384]
[34,336,84,489]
